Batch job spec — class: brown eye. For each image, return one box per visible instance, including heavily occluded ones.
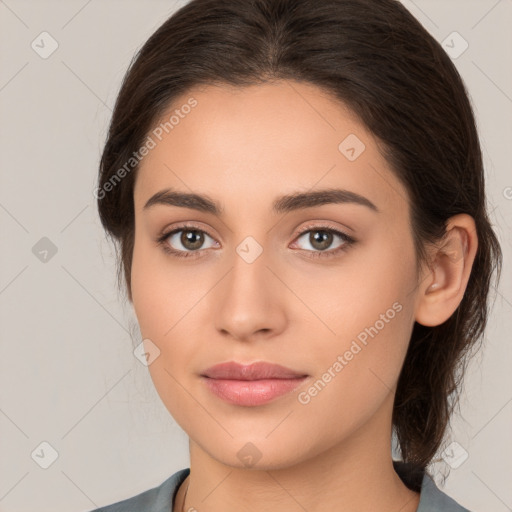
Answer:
[158,226,217,258]
[308,230,334,251]
[294,227,353,256]
[179,229,205,251]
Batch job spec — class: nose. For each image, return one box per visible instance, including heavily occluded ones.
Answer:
[213,244,288,343]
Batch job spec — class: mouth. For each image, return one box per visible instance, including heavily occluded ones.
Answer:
[200,361,309,406]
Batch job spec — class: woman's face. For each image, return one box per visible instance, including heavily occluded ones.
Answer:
[131,80,422,469]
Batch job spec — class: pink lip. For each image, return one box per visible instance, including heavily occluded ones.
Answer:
[202,361,307,380]
[201,361,309,406]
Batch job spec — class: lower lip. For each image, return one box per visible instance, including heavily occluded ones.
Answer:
[202,377,308,406]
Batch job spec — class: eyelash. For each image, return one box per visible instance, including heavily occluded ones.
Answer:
[156,222,356,260]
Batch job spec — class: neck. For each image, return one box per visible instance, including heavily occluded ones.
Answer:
[177,395,420,512]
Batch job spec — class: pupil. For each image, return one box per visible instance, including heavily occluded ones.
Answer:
[312,231,332,250]
[183,230,203,249]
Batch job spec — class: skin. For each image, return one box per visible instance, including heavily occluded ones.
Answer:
[130,80,478,512]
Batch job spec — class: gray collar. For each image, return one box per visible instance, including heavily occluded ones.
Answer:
[93,464,471,511]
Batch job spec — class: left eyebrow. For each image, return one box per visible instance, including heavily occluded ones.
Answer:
[143,187,379,216]
[273,188,379,214]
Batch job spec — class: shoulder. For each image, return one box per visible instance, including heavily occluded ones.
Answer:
[418,471,473,512]
[394,461,472,512]
[85,468,190,512]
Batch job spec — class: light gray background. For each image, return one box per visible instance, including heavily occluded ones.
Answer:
[0,1,510,511]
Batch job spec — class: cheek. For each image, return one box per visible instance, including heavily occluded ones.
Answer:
[299,234,417,398]
[131,241,202,432]
[301,236,415,343]
[130,237,210,380]
[130,241,161,339]
[292,280,416,447]
[130,234,185,339]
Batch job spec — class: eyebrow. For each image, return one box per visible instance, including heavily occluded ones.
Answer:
[143,187,379,215]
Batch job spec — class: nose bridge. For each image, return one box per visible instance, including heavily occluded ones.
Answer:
[227,231,274,300]
[223,209,272,279]
[212,228,287,340]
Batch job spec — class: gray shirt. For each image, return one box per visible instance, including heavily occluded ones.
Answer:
[88,461,471,512]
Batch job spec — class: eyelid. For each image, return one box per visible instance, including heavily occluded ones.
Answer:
[159,221,217,240]
[291,220,354,240]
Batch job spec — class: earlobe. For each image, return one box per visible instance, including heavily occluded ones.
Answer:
[414,214,478,327]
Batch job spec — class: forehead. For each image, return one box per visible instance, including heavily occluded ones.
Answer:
[133,80,409,218]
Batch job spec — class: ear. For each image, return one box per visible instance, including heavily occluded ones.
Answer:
[414,214,478,327]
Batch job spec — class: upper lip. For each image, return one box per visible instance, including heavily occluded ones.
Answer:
[201,361,308,380]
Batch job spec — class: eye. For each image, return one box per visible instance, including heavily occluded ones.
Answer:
[156,223,356,260]
[291,224,356,259]
[156,224,218,259]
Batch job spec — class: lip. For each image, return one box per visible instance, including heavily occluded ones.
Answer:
[200,361,309,406]
[201,361,308,380]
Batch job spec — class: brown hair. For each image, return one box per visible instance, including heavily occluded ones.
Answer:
[96,0,502,472]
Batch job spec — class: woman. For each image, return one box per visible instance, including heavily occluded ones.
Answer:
[90,0,502,510]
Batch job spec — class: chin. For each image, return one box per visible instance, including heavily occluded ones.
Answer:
[201,434,318,471]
